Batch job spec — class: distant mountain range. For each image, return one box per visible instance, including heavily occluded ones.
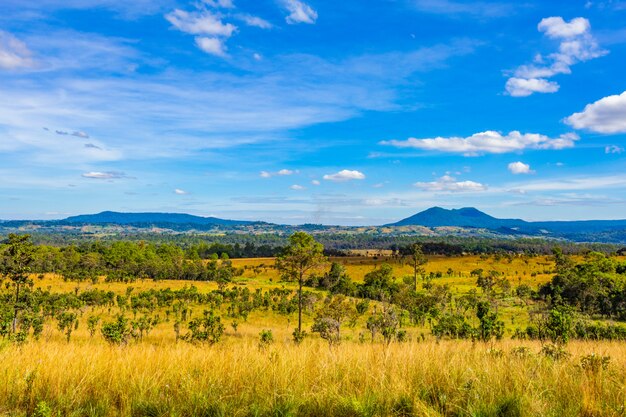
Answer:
[2,208,626,243]
[64,211,255,227]
[389,206,626,237]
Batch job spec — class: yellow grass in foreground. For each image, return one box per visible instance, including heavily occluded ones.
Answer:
[1,339,624,417]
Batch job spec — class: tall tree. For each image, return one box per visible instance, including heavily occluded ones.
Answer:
[408,243,427,291]
[0,234,35,333]
[275,232,326,342]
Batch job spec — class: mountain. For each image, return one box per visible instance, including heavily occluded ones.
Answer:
[389,207,527,229]
[63,211,256,227]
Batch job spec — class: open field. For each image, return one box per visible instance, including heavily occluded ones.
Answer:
[2,252,626,416]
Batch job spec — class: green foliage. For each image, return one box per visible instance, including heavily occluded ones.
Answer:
[101,315,132,345]
[476,301,504,343]
[580,353,610,373]
[312,317,341,347]
[184,310,225,345]
[276,232,326,335]
[258,329,273,350]
[56,311,78,342]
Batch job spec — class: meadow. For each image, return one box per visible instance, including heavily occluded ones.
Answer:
[1,245,625,417]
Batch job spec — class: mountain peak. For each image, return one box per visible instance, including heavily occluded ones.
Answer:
[388,207,523,228]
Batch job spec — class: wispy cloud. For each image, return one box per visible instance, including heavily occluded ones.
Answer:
[236,14,273,29]
[260,169,299,178]
[381,131,579,155]
[81,171,129,180]
[174,188,189,195]
[282,0,318,24]
[606,145,624,154]
[0,31,34,69]
[411,0,514,18]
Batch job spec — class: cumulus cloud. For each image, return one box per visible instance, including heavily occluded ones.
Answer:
[505,17,607,97]
[505,77,559,97]
[508,161,534,174]
[380,131,579,155]
[283,0,318,24]
[290,184,305,190]
[81,171,128,180]
[538,16,590,38]
[165,8,236,57]
[311,179,320,185]
[174,188,189,195]
[323,170,366,182]
[605,145,624,154]
[195,37,227,57]
[565,91,626,134]
[414,175,486,192]
[0,31,34,70]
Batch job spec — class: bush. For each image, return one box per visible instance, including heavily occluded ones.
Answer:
[101,315,132,345]
[258,329,274,350]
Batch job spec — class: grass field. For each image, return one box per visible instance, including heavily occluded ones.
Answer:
[1,339,624,417]
[2,254,625,417]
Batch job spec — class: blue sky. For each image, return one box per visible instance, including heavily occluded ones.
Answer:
[1,0,626,225]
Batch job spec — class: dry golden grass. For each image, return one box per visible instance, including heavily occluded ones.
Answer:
[4,255,623,416]
[1,338,624,417]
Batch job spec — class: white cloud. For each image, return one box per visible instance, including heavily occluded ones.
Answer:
[381,131,579,155]
[237,14,273,29]
[195,37,227,57]
[565,91,626,134]
[165,9,236,37]
[311,179,320,185]
[508,161,534,174]
[0,31,34,69]
[283,0,318,24]
[260,169,298,178]
[253,53,262,61]
[81,171,128,180]
[505,17,607,97]
[538,17,590,39]
[605,145,624,154]
[505,77,559,97]
[414,175,486,192]
[290,184,305,190]
[323,170,366,182]
[174,188,189,195]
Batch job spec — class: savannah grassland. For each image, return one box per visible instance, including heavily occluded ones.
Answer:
[1,254,625,417]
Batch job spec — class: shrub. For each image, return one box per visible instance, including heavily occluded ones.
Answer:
[101,315,132,345]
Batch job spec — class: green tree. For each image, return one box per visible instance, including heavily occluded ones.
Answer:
[408,243,427,291]
[0,234,35,334]
[275,232,326,342]
[476,301,504,343]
